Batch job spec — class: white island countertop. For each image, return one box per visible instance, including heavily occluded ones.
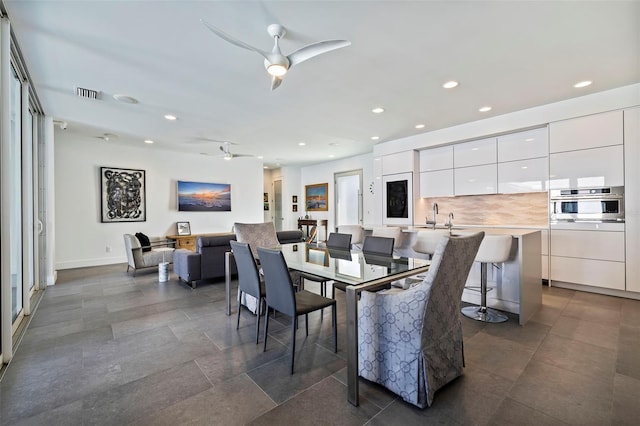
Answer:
[403,225,545,236]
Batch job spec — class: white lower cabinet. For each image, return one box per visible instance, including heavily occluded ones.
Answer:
[550,257,625,291]
[541,229,549,280]
[454,164,497,195]
[419,169,454,197]
[550,227,625,290]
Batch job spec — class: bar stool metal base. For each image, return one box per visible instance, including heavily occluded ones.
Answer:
[461,305,508,323]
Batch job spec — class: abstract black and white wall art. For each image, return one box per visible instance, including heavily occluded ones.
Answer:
[100,167,146,222]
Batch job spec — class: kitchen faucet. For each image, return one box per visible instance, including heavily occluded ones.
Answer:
[446,212,454,234]
[426,202,439,229]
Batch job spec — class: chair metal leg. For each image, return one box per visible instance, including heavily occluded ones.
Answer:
[332,305,337,353]
[305,313,309,336]
[236,291,242,330]
[290,319,297,374]
[263,308,270,352]
[255,297,262,344]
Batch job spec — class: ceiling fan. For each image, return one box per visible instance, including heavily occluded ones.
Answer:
[201,19,351,90]
[218,141,250,160]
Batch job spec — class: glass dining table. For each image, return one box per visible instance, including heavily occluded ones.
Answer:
[224,242,430,406]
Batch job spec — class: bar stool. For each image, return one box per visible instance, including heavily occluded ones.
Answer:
[412,230,449,259]
[461,234,513,323]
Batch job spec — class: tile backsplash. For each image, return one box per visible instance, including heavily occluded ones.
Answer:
[416,192,549,227]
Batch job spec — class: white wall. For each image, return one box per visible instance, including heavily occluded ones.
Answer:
[54,133,263,269]
[300,153,374,234]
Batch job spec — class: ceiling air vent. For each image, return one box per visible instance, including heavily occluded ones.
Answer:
[75,87,101,100]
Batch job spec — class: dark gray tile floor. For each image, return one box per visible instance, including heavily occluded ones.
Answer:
[1,264,639,425]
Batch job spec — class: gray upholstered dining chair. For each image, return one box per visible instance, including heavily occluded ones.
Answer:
[331,235,395,298]
[357,232,484,408]
[257,247,337,374]
[299,232,352,298]
[230,240,266,344]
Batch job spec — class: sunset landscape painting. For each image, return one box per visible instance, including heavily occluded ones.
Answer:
[177,181,231,212]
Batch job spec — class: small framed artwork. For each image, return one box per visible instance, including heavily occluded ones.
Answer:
[292,204,298,212]
[100,166,146,222]
[264,192,269,211]
[292,195,298,203]
[305,183,328,212]
[176,221,191,236]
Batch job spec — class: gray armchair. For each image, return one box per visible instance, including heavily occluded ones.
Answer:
[123,234,175,275]
[357,232,484,408]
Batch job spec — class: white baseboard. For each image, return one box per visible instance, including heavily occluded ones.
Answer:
[56,256,125,270]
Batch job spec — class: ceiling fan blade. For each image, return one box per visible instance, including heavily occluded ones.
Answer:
[288,40,351,67]
[201,19,270,61]
[271,75,283,91]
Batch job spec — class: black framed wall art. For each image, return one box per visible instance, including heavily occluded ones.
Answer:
[100,166,146,222]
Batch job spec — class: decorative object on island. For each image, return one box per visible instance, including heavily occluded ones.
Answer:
[100,167,146,223]
[305,183,328,211]
[177,180,231,212]
[263,192,269,211]
[176,221,191,236]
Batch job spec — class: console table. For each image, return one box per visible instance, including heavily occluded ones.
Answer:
[297,219,328,242]
[166,233,231,251]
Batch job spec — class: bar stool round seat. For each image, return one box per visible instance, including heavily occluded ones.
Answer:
[461,234,513,323]
[412,230,449,259]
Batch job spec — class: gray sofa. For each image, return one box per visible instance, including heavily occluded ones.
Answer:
[174,230,304,288]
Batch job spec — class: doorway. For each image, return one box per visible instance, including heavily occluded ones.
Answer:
[334,170,363,230]
[273,179,283,231]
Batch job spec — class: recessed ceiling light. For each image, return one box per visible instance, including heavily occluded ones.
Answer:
[443,81,459,89]
[298,142,306,146]
[164,114,177,121]
[113,94,139,104]
[371,136,380,141]
[371,107,385,114]
[521,166,528,169]
[574,80,592,88]
[525,138,535,142]
[144,139,154,144]
[257,155,264,159]
[479,106,492,112]
[415,124,425,129]
[328,154,335,158]
[263,166,269,169]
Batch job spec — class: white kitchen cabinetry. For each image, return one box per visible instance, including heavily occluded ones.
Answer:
[498,127,549,162]
[419,169,454,197]
[549,145,624,189]
[549,110,623,153]
[419,146,453,172]
[454,164,497,195]
[498,157,548,193]
[624,107,640,293]
[382,151,414,175]
[550,224,625,291]
[454,137,497,167]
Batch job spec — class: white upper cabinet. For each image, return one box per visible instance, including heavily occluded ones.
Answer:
[549,110,623,153]
[382,151,415,175]
[454,164,497,195]
[498,157,548,193]
[549,145,624,189]
[419,146,453,172]
[498,128,548,162]
[420,169,454,197]
[454,137,497,167]
[624,107,640,292]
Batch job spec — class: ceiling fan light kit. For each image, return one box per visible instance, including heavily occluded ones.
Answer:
[201,19,350,90]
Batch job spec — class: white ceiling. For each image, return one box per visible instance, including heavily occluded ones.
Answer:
[4,1,639,167]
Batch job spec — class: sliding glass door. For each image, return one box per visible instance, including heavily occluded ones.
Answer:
[10,65,23,326]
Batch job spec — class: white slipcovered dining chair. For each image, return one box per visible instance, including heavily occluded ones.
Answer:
[358,232,484,408]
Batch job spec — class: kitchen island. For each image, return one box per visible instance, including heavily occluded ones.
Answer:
[403,226,542,325]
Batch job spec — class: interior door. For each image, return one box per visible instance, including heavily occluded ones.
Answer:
[335,170,362,229]
[273,179,283,231]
